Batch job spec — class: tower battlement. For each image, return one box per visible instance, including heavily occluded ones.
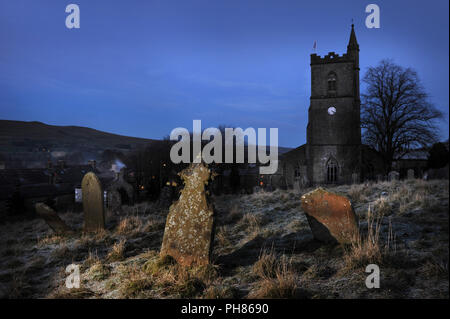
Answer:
[310,52,352,65]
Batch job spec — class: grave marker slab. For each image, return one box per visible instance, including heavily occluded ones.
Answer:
[300,188,358,244]
[160,163,215,266]
[81,172,105,232]
[35,203,73,234]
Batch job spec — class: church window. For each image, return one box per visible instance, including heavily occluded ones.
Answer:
[327,159,338,183]
[327,72,337,92]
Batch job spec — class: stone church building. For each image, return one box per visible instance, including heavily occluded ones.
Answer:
[280,25,384,187]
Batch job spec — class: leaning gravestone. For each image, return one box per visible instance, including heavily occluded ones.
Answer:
[407,169,415,180]
[35,203,73,234]
[160,162,215,267]
[388,171,399,181]
[300,188,359,244]
[81,172,105,232]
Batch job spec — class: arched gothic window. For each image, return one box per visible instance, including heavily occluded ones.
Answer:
[327,72,337,92]
[327,158,338,183]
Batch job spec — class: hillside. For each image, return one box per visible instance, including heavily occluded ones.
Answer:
[0,120,157,150]
[0,120,159,167]
[0,120,293,168]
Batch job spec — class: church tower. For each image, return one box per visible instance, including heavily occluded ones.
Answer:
[306,24,362,184]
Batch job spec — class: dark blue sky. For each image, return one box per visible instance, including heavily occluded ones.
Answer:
[0,0,448,147]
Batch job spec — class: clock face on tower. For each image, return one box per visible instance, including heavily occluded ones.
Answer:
[328,106,336,115]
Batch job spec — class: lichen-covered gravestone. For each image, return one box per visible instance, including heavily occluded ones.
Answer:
[81,172,105,232]
[35,203,73,234]
[300,188,358,244]
[160,162,215,266]
[407,169,415,180]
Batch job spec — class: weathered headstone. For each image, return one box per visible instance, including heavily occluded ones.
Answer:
[293,180,301,193]
[407,169,415,180]
[35,203,73,234]
[300,175,309,188]
[388,171,399,181]
[300,188,359,244]
[376,174,384,183]
[81,172,105,232]
[107,189,122,211]
[160,162,215,266]
[351,173,359,184]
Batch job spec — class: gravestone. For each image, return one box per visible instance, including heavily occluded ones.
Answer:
[300,175,309,188]
[160,162,215,266]
[81,172,105,232]
[107,189,122,211]
[35,203,73,234]
[351,173,359,184]
[300,188,359,244]
[388,171,399,181]
[293,180,301,193]
[376,174,384,183]
[407,169,415,180]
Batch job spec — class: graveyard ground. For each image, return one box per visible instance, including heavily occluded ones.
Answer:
[0,179,448,299]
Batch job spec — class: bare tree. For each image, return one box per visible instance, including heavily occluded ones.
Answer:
[361,59,443,172]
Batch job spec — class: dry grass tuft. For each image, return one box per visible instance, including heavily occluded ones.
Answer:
[374,197,391,216]
[348,184,369,203]
[343,206,394,270]
[203,285,240,299]
[248,250,300,298]
[238,213,261,234]
[224,205,243,224]
[88,261,110,281]
[120,265,153,298]
[252,249,278,279]
[83,250,100,268]
[116,216,143,235]
[215,226,232,248]
[141,255,219,298]
[106,239,126,262]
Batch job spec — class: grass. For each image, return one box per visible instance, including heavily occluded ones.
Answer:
[116,216,143,235]
[0,179,447,299]
[252,249,279,279]
[342,206,394,271]
[88,261,110,281]
[248,249,301,298]
[47,287,96,299]
[203,285,240,299]
[348,184,370,202]
[114,254,221,298]
[106,239,126,262]
[421,259,449,279]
